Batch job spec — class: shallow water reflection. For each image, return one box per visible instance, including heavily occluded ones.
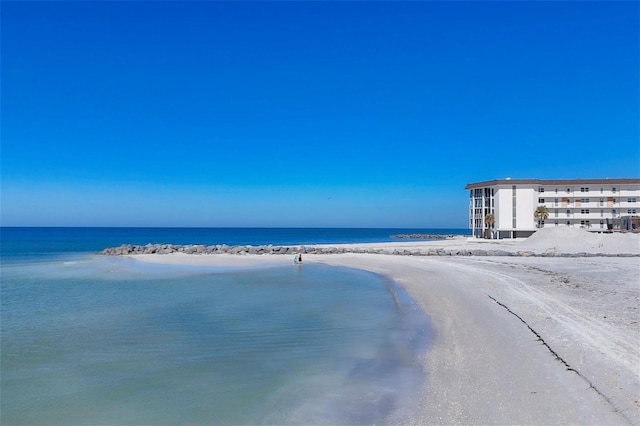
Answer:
[1,257,431,425]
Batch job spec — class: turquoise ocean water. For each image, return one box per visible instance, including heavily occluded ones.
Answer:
[1,228,459,425]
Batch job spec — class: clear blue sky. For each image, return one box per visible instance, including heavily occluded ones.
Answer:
[2,1,638,228]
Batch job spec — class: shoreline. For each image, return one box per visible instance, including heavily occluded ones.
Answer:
[126,243,640,424]
[116,227,640,424]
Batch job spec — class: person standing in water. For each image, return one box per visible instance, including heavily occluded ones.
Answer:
[298,253,302,264]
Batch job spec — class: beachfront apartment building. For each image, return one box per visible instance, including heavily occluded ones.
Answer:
[465,178,640,239]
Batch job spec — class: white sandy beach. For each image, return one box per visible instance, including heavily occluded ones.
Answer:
[131,229,640,425]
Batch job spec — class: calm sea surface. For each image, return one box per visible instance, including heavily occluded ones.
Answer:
[0,228,457,424]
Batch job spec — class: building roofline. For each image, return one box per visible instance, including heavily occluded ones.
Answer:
[464,178,640,190]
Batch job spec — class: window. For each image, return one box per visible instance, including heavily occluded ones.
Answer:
[555,188,558,194]
[554,209,558,217]
[580,209,590,214]
[566,210,571,216]
[613,198,617,204]
[567,188,571,193]
[580,220,590,226]
[580,198,589,203]
[538,187,545,193]
[580,187,590,192]
[612,187,617,193]
[554,220,559,226]
[629,198,637,203]
[554,198,559,206]
[600,188,604,194]
[599,198,604,206]
[567,221,571,226]
[628,209,637,214]
[612,209,617,215]
[538,198,545,203]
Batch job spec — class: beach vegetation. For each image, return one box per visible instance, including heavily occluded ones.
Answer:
[484,213,495,239]
[534,205,550,228]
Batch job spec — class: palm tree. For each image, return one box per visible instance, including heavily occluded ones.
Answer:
[534,205,549,228]
[484,213,495,239]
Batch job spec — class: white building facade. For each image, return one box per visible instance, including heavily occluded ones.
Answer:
[465,178,640,238]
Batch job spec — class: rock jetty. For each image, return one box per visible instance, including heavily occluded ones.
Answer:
[100,243,636,258]
[391,234,460,240]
